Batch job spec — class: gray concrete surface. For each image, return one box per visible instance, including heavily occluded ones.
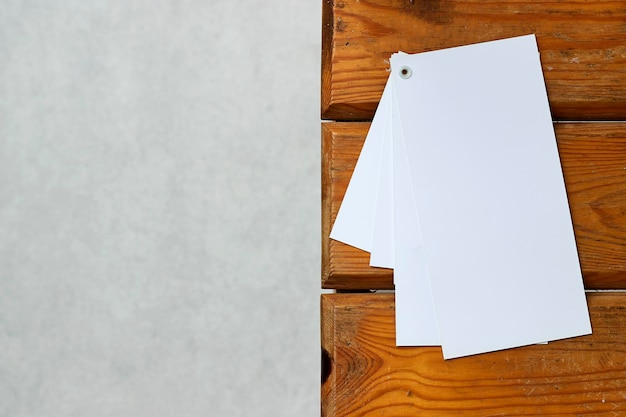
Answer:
[0,2,320,416]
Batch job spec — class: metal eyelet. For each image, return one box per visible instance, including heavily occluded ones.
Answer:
[399,66,412,79]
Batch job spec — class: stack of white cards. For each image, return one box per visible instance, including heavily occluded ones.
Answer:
[330,34,592,359]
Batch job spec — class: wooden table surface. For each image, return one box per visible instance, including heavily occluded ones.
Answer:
[320,1,626,415]
[322,0,626,121]
[322,293,626,416]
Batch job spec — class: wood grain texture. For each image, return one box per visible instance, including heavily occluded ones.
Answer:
[321,0,626,121]
[321,122,394,290]
[322,122,626,290]
[322,292,626,417]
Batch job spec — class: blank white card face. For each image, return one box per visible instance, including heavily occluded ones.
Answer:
[390,34,591,359]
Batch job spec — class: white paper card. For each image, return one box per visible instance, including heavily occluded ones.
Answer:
[390,34,591,359]
[370,89,395,269]
[391,82,439,345]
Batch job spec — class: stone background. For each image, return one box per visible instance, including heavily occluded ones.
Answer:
[0,2,320,415]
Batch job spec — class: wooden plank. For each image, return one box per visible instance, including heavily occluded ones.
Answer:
[322,292,626,417]
[322,122,626,290]
[321,122,394,290]
[321,0,626,121]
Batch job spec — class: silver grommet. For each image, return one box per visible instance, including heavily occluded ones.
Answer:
[399,66,412,79]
